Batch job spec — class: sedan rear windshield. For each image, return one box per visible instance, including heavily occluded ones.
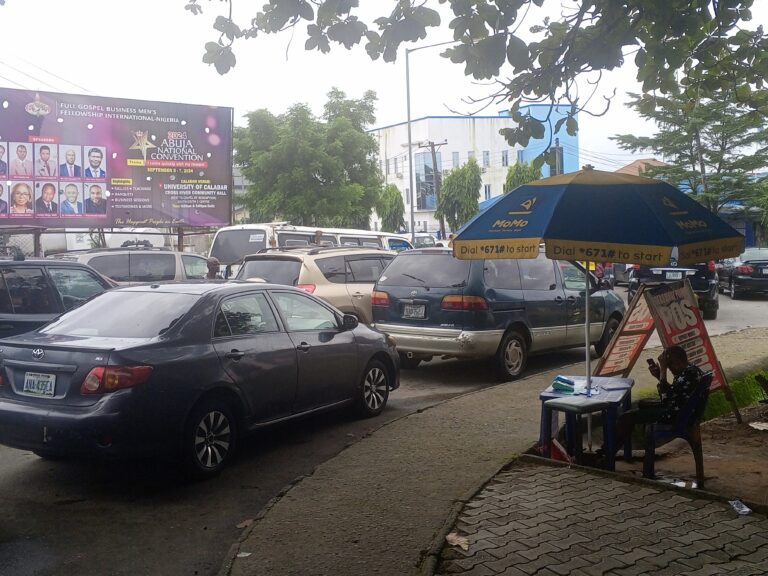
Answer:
[41,292,200,338]
[741,248,768,261]
[377,254,471,288]
[237,259,302,285]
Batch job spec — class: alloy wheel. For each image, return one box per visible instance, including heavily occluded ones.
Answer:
[193,410,232,470]
[503,339,524,374]
[363,367,388,411]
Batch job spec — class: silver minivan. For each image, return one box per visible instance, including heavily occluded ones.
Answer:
[54,248,209,285]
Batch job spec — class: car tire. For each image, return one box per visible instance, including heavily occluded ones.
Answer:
[729,279,740,300]
[398,352,421,370]
[594,317,620,357]
[702,308,717,320]
[184,398,237,478]
[356,360,390,418]
[495,330,527,382]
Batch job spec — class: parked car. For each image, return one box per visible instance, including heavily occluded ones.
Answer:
[235,246,396,324]
[717,247,768,299]
[607,263,632,286]
[371,248,624,380]
[0,283,399,475]
[0,254,115,338]
[627,261,719,319]
[53,246,209,285]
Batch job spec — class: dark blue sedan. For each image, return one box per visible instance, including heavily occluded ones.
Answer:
[0,283,399,476]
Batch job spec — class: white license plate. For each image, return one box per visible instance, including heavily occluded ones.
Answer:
[23,372,56,397]
[403,304,426,319]
[761,269,768,275]
[666,271,683,280]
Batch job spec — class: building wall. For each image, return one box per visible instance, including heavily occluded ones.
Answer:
[370,107,579,234]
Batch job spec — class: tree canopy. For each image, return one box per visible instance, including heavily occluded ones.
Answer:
[234,89,381,228]
[612,88,768,214]
[505,161,541,193]
[435,157,481,231]
[376,183,406,233]
[187,1,768,156]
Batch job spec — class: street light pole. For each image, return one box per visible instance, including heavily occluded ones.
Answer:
[406,47,416,242]
[404,40,457,243]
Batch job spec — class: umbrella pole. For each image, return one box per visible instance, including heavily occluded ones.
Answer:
[585,260,592,452]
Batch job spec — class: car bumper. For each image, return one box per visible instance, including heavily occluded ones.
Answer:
[0,392,165,457]
[733,276,768,294]
[629,280,718,309]
[374,323,504,358]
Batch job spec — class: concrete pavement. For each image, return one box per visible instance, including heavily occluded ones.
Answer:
[221,327,768,576]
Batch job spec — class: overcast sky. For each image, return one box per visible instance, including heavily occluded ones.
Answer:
[0,1,765,171]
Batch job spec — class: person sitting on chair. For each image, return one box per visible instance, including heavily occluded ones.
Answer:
[617,345,704,444]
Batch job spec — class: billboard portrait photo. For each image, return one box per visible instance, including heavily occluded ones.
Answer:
[0,88,234,228]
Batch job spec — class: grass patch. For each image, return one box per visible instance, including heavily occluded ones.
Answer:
[702,370,768,422]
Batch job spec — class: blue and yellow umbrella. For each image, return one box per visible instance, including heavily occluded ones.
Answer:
[453,169,744,266]
[453,168,744,390]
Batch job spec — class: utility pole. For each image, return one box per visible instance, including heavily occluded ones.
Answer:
[419,139,447,239]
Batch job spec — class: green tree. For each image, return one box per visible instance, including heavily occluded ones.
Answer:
[504,162,542,194]
[436,158,481,232]
[186,1,767,157]
[234,89,382,228]
[376,183,406,233]
[611,88,768,214]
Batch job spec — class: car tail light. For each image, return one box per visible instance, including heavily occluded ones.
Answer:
[441,295,488,311]
[297,284,316,294]
[371,291,390,306]
[707,260,716,272]
[736,265,754,274]
[80,365,153,394]
[0,373,4,386]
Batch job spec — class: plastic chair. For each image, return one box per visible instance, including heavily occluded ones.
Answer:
[643,373,713,487]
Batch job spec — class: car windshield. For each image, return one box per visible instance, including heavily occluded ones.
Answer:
[40,291,200,338]
[377,253,471,287]
[210,229,268,264]
[413,236,436,248]
[237,259,302,285]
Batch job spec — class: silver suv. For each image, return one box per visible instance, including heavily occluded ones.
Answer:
[53,247,209,285]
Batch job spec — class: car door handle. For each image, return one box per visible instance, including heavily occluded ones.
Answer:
[554,296,565,304]
[296,342,311,352]
[566,296,578,303]
[225,350,245,360]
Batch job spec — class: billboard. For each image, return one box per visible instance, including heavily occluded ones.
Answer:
[0,87,233,228]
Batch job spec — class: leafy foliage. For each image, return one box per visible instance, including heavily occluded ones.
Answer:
[234,89,381,228]
[435,158,481,231]
[504,161,541,193]
[185,1,768,158]
[376,183,406,232]
[612,89,768,214]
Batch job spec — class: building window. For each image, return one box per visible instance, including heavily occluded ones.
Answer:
[386,158,391,175]
[517,150,524,163]
[549,145,564,176]
[394,157,399,175]
[468,150,475,161]
[503,183,507,194]
[502,150,509,167]
[452,151,459,169]
[483,151,490,167]
[405,188,410,205]
[484,184,491,201]
[415,151,441,210]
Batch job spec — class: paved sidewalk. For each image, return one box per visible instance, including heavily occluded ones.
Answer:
[223,328,768,576]
[437,461,768,575]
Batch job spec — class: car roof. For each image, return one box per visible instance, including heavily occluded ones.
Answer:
[243,246,393,260]
[115,281,301,295]
[0,258,96,267]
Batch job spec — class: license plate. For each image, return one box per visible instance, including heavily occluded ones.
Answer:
[666,271,683,280]
[762,269,768,275]
[403,304,426,319]
[23,372,56,397]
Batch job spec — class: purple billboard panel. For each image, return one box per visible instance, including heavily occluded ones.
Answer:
[0,88,233,227]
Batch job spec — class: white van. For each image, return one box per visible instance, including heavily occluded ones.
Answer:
[209,223,412,267]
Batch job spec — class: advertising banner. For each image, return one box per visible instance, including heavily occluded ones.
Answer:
[594,285,656,377]
[644,280,725,389]
[0,87,233,228]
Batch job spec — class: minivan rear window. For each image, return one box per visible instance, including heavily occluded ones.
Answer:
[378,254,471,288]
[210,229,267,264]
[237,259,302,285]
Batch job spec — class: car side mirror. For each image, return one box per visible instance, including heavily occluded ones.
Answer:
[599,279,613,290]
[341,314,359,330]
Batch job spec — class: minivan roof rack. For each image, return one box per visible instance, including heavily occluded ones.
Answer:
[249,245,385,256]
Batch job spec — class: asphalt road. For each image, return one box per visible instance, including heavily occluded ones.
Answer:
[0,291,766,576]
